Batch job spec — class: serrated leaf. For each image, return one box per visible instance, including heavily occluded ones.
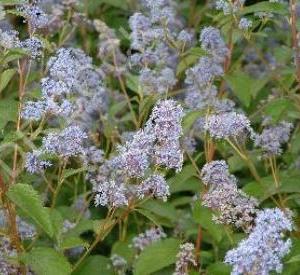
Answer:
[0,69,16,92]
[7,183,54,237]
[134,238,181,275]
[21,247,72,275]
[73,255,114,275]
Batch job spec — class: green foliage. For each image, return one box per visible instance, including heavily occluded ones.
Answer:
[134,238,181,275]
[21,247,72,275]
[7,183,54,237]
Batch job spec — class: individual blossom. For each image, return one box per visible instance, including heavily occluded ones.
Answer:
[225,208,293,275]
[173,243,197,275]
[24,150,52,174]
[205,111,251,140]
[254,121,293,157]
[137,174,170,201]
[132,228,166,253]
[238,18,252,30]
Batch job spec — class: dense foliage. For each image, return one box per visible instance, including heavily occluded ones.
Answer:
[0,0,300,274]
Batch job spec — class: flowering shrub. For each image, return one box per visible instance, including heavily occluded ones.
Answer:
[0,0,300,274]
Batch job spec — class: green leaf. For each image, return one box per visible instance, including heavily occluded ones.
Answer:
[286,254,300,264]
[126,74,139,93]
[169,164,199,193]
[0,99,18,129]
[192,202,224,243]
[21,247,72,275]
[135,208,173,227]
[134,238,181,275]
[225,72,252,107]
[1,0,28,5]
[61,236,88,250]
[241,2,288,16]
[264,98,295,122]
[0,69,16,92]
[73,255,114,275]
[139,200,177,222]
[7,183,54,237]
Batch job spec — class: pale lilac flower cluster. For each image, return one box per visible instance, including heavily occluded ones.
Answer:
[184,26,234,135]
[215,0,245,15]
[204,111,252,140]
[173,243,197,275]
[20,37,43,59]
[238,18,253,30]
[25,125,87,173]
[25,150,52,174]
[91,99,183,208]
[128,0,193,95]
[132,228,166,253]
[18,3,49,30]
[22,46,109,169]
[137,174,170,202]
[254,121,293,157]
[201,160,258,231]
[94,180,128,208]
[0,29,20,49]
[42,125,87,157]
[225,208,293,275]
[147,99,184,171]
